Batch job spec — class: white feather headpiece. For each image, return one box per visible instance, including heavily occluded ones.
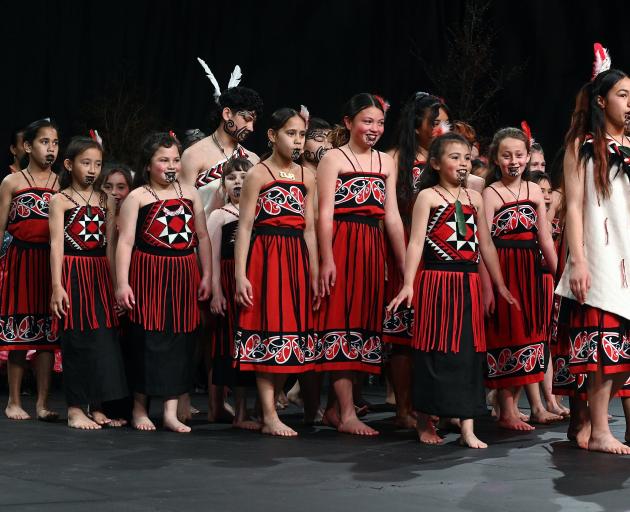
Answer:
[197,57,243,104]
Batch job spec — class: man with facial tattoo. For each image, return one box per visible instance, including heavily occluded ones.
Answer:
[181,86,263,219]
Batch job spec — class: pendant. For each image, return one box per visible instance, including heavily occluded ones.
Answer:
[454,200,467,237]
[86,205,92,217]
[279,171,295,180]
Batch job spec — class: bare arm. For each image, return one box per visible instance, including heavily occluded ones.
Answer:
[180,147,203,187]
[105,195,118,284]
[115,191,140,309]
[563,141,589,303]
[0,176,17,241]
[234,167,264,307]
[382,153,406,275]
[531,184,558,275]
[189,186,212,301]
[303,171,320,305]
[206,210,225,298]
[49,195,69,318]
[316,151,339,294]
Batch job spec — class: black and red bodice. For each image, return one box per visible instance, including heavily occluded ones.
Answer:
[334,173,386,219]
[424,202,479,265]
[136,199,198,252]
[63,206,106,253]
[8,187,54,243]
[255,181,306,229]
[491,200,538,243]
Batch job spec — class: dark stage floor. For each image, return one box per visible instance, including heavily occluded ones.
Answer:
[1,389,629,512]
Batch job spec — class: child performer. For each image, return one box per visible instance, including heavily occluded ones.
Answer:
[116,132,212,433]
[482,127,559,430]
[301,118,332,177]
[234,107,319,437]
[207,157,259,430]
[317,93,405,435]
[555,44,630,454]
[49,136,128,429]
[388,133,519,447]
[98,163,133,214]
[0,119,60,421]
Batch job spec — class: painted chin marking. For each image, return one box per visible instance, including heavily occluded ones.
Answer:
[507,167,520,177]
[45,156,55,163]
[84,176,95,185]
[365,134,378,146]
[164,171,177,183]
[233,187,241,198]
[456,170,467,184]
[291,149,302,161]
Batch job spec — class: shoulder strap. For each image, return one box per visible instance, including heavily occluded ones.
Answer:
[526,181,530,199]
[219,207,239,219]
[59,191,80,208]
[336,148,357,171]
[19,170,34,188]
[487,185,505,204]
[463,188,478,214]
[432,187,449,203]
[300,165,304,182]
[260,161,276,180]
[377,150,382,173]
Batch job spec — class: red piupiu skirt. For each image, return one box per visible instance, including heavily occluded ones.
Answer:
[485,241,547,388]
[235,226,315,373]
[412,262,487,418]
[54,250,127,406]
[129,247,201,397]
[315,215,384,374]
[0,238,57,350]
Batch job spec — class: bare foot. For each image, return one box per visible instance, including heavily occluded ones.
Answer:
[338,417,379,436]
[417,419,442,445]
[190,406,200,415]
[276,392,289,410]
[322,407,340,428]
[108,418,127,428]
[164,416,192,433]
[68,409,101,430]
[548,404,571,418]
[37,408,59,422]
[498,416,535,431]
[588,432,630,455]
[132,414,156,431]
[233,419,263,431]
[575,422,591,450]
[393,414,417,429]
[518,410,530,422]
[459,432,488,449]
[530,410,564,425]
[261,417,297,437]
[287,389,304,408]
[354,404,369,418]
[5,403,31,420]
[90,410,112,427]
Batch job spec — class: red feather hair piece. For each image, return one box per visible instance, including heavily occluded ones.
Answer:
[592,42,611,80]
[373,94,390,113]
[520,120,535,149]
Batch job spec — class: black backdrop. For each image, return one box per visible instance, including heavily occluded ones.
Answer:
[4,0,630,169]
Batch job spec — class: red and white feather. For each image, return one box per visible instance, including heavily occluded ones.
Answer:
[373,94,391,113]
[89,129,103,147]
[299,104,310,129]
[520,120,535,148]
[432,120,451,138]
[592,42,611,80]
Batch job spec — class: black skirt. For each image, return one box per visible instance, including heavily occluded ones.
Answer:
[130,322,196,397]
[61,327,128,406]
[212,355,256,388]
[412,275,487,419]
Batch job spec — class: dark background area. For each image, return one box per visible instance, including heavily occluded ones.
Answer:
[3,0,629,171]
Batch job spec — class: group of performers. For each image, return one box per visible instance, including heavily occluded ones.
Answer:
[3,42,630,455]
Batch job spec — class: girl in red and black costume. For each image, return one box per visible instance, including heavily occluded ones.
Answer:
[0,118,60,421]
[234,107,319,437]
[482,127,559,431]
[389,133,518,448]
[555,46,630,454]
[207,157,259,430]
[49,136,128,430]
[116,132,212,433]
[317,93,405,436]
[383,92,448,427]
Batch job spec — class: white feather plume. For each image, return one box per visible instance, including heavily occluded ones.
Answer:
[94,130,103,146]
[299,104,310,127]
[592,43,611,80]
[432,120,451,138]
[227,65,242,89]
[197,57,222,103]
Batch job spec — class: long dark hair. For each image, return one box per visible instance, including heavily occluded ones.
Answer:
[132,132,182,188]
[59,136,103,190]
[329,93,385,148]
[259,107,303,162]
[564,68,628,198]
[394,92,449,212]
[22,118,59,145]
[418,133,471,191]
[486,127,531,186]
